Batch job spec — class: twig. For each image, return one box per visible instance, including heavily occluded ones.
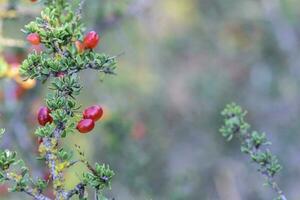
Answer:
[4,168,51,200]
[65,182,86,199]
[75,0,86,20]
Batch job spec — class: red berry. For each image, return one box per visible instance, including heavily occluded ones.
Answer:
[43,170,51,181]
[76,119,95,133]
[55,72,65,78]
[83,105,103,122]
[75,40,85,53]
[37,106,53,126]
[83,31,100,49]
[27,33,41,45]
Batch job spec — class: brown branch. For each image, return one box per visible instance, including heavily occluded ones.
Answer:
[0,37,25,47]
[0,6,41,18]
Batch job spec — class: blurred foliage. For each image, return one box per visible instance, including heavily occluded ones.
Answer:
[2,0,300,199]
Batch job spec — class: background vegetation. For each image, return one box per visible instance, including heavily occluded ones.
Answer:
[1,0,300,199]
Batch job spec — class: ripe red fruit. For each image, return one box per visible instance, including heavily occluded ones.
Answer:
[75,40,85,53]
[83,105,103,122]
[55,72,65,78]
[83,31,100,49]
[76,119,95,133]
[43,170,51,181]
[37,106,53,126]
[27,33,41,45]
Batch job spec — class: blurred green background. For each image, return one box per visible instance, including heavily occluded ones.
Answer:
[1,0,300,199]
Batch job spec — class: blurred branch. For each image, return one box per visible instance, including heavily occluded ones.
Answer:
[75,0,85,21]
[0,6,40,17]
[0,37,25,47]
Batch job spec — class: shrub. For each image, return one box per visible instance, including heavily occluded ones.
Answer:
[0,0,117,199]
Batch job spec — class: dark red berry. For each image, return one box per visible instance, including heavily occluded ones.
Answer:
[83,105,103,122]
[76,119,95,133]
[27,33,41,45]
[37,106,53,126]
[43,170,51,181]
[83,31,100,49]
[55,72,65,78]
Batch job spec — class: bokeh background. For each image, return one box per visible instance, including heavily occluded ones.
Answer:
[1,0,300,199]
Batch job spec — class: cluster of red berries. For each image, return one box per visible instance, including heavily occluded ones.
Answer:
[76,105,103,133]
[27,31,100,51]
[37,105,103,134]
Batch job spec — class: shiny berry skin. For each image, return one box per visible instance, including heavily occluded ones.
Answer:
[37,106,53,126]
[76,119,95,133]
[75,40,85,53]
[83,31,100,49]
[27,33,41,45]
[83,105,103,122]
